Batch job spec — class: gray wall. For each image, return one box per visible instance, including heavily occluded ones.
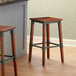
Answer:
[27,0,76,39]
[0,2,27,56]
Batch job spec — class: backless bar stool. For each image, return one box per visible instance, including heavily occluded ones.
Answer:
[0,26,17,76]
[29,17,64,66]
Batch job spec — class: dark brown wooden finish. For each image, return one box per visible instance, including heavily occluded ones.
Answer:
[0,26,16,32]
[46,24,50,59]
[29,17,64,66]
[42,24,46,66]
[0,33,5,76]
[58,21,64,63]
[0,26,17,76]
[11,30,18,76]
[30,17,63,23]
[29,21,34,62]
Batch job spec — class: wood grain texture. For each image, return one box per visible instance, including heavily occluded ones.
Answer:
[29,17,64,66]
[0,26,16,32]
[30,17,63,23]
[0,43,76,76]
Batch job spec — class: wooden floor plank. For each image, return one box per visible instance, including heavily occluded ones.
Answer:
[0,43,76,76]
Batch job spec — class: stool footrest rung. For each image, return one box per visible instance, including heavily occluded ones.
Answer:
[0,55,15,64]
[30,42,60,49]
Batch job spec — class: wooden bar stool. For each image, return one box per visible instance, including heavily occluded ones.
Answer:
[29,17,64,66]
[0,26,17,76]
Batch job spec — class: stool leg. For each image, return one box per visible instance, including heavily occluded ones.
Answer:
[58,21,64,63]
[46,24,50,59]
[11,30,17,76]
[42,24,46,66]
[0,33,5,76]
[29,21,34,62]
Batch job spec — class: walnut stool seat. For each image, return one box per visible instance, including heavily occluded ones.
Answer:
[29,17,64,66]
[0,26,17,76]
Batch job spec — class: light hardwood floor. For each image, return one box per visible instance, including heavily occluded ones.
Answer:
[0,44,76,76]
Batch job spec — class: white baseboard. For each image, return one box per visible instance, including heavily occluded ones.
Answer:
[27,35,76,47]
